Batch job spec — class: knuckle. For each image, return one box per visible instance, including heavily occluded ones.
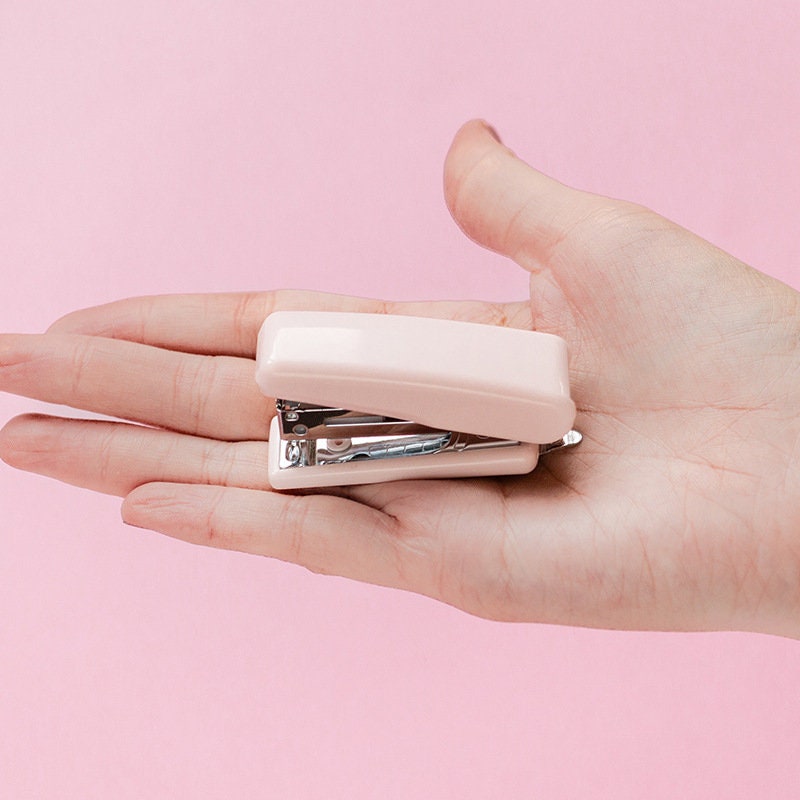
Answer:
[201,487,229,547]
[261,289,279,319]
[204,440,239,486]
[172,355,217,435]
[452,301,509,328]
[69,337,95,396]
[140,294,160,341]
[231,292,258,352]
[277,494,314,565]
[96,425,117,484]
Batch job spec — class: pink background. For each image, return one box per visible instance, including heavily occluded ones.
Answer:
[2,1,800,797]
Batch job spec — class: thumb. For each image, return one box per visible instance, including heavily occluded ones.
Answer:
[444,120,607,272]
[443,120,657,396]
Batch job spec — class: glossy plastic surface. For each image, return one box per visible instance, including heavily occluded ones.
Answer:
[256,311,575,445]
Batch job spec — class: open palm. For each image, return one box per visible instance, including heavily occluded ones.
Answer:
[3,120,799,636]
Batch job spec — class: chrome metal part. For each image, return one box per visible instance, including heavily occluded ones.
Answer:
[276,428,524,472]
[538,429,583,455]
[275,399,581,472]
[276,400,428,439]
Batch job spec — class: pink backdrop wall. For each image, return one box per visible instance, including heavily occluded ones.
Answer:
[2,1,799,797]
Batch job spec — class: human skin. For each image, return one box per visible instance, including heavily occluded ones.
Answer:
[1,120,799,637]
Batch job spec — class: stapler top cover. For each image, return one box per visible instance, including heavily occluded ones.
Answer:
[255,311,575,444]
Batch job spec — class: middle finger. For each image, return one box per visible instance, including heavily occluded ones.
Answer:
[0,333,272,440]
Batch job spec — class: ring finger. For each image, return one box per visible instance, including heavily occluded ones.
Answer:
[0,414,271,496]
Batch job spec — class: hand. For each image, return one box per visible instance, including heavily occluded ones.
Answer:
[2,120,799,636]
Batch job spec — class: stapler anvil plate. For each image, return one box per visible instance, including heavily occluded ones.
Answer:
[255,311,580,489]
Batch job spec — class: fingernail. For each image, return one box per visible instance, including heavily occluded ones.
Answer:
[480,120,502,143]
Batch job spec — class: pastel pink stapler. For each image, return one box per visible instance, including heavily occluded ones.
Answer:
[255,311,580,490]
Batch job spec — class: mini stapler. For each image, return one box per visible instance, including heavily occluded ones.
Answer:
[255,311,580,489]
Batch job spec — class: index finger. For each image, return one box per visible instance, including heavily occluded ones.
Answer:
[46,291,531,357]
[47,291,387,357]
